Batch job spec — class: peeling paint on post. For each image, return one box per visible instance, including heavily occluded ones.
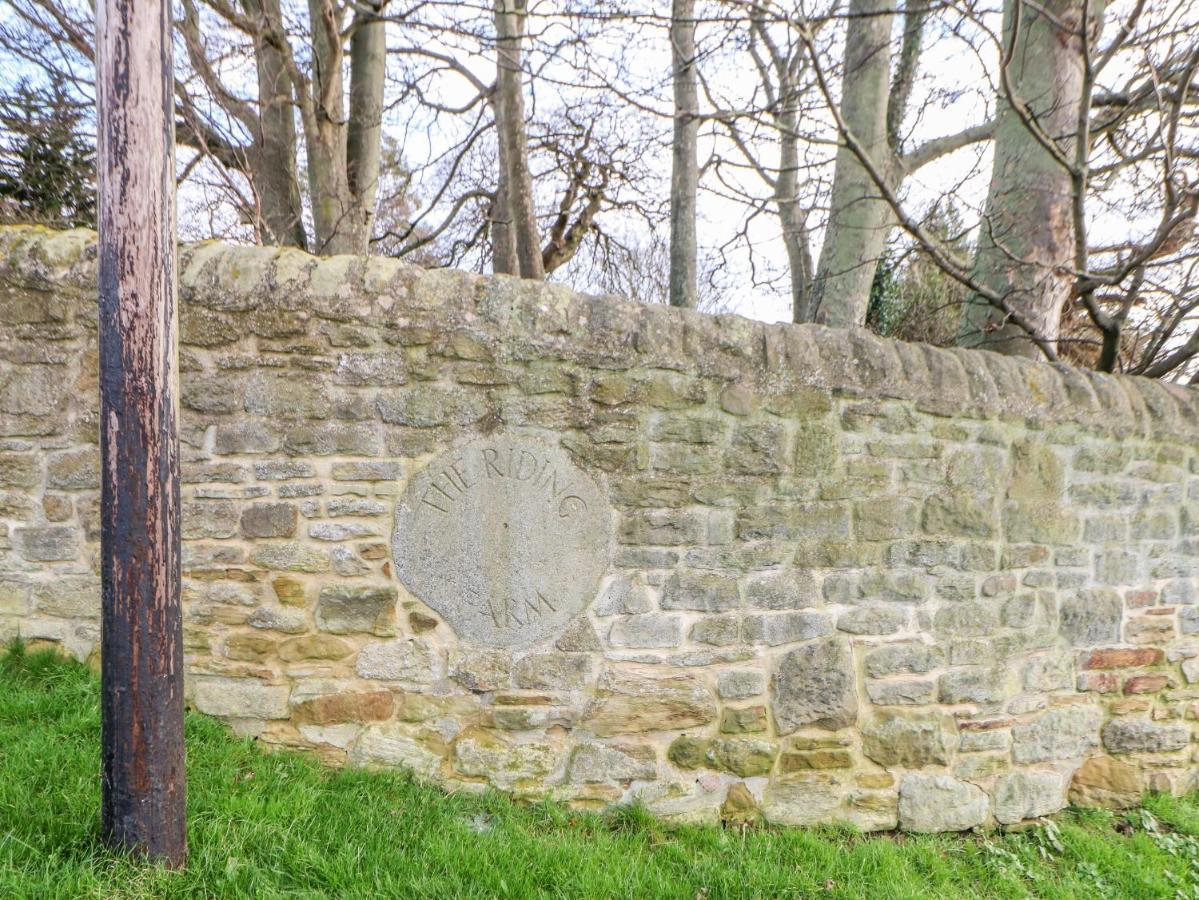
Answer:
[96,0,186,868]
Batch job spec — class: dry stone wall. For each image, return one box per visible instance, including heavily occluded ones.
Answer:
[2,225,1198,832]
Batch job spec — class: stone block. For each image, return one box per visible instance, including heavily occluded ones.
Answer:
[937,667,1008,704]
[247,606,308,634]
[608,614,682,649]
[862,711,955,768]
[377,386,487,426]
[1069,755,1144,808]
[32,575,99,618]
[584,668,716,736]
[452,730,564,789]
[277,635,351,662]
[241,502,298,539]
[252,543,330,573]
[864,643,942,678]
[513,653,591,690]
[350,724,444,777]
[661,570,740,612]
[743,611,833,645]
[192,677,290,719]
[1102,718,1189,754]
[45,447,98,490]
[0,452,38,488]
[898,774,989,833]
[14,526,77,561]
[593,576,653,616]
[182,500,240,540]
[293,690,393,726]
[315,583,397,634]
[568,743,657,783]
[1012,705,1102,763]
[720,705,768,734]
[992,770,1066,824]
[1059,590,1123,646]
[716,669,765,700]
[838,606,906,636]
[771,638,857,733]
[355,639,442,683]
[744,570,818,610]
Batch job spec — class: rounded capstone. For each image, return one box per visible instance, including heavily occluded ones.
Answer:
[393,433,611,648]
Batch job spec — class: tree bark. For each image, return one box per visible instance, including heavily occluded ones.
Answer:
[959,0,1096,357]
[96,0,186,867]
[300,0,386,255]
[669,0,698,308]
[347,0,387,248]
[243,0,306,248]
[493,0,544,279]
[805,0,898,326]
[774,90,813,322]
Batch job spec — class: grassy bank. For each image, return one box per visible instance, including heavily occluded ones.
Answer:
[1,645,1197,898]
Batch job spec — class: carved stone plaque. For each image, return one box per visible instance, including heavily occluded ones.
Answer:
[393,434,611,647]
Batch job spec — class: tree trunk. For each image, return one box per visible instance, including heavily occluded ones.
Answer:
[959,0,1094,358]
[304,0,352,254]
[805,0,897,326]
[96,0,186,867]
[493,0,544,279]
[302,0,384,256]
[774,91,813,321]
[347,0,387,249]
[669,0,698,309]
[243,0,306,249]
[491,178,518,275]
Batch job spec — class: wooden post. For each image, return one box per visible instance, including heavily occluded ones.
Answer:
[96,0,186,868]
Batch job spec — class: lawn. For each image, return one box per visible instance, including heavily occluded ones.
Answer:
[1,646,1198,899]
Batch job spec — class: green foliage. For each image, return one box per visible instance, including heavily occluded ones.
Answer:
[0,80,96,229]
[2,645,1199,898]
[866,203,970,346]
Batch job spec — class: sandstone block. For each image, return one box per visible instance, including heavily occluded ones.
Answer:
[568,743,657,783]
[584,668,715,736]
[608,614,681,649]
[354,642,441,680]
[862,711,955,768]
[992,771,1066,824]
[315,583,397,634]
[771,638,857,733]
[1069,755,1144,808]
[14,525,77,561]
[45,447,98,490]
[292,690,393,726]
[192,677,290,719]
[1102,718,1189,754]
[241,502,298,539]
[1012,705,1102,763]
[716,669,765,700]
[744,611,833,645]
[661,570,740,612]
[899,774,989,833]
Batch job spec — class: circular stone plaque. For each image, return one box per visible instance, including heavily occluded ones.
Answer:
[393,434,611,647]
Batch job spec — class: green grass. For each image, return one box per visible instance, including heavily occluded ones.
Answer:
[1,646,1198,899]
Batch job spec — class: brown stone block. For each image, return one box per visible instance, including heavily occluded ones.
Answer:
[1123,674,1174,695]
[292,690,393,725]
[1080,648,1164,670]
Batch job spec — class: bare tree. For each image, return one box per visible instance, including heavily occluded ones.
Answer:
[492,0,544,278]
[5,0,393,254]
[669,0,700,307]
[958,0,1099,357]
[796,0,1199,376]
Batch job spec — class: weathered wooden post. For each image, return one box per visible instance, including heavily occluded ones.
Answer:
[96,0,186,867]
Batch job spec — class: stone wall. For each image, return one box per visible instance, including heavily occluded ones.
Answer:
[2,225,1198,832]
